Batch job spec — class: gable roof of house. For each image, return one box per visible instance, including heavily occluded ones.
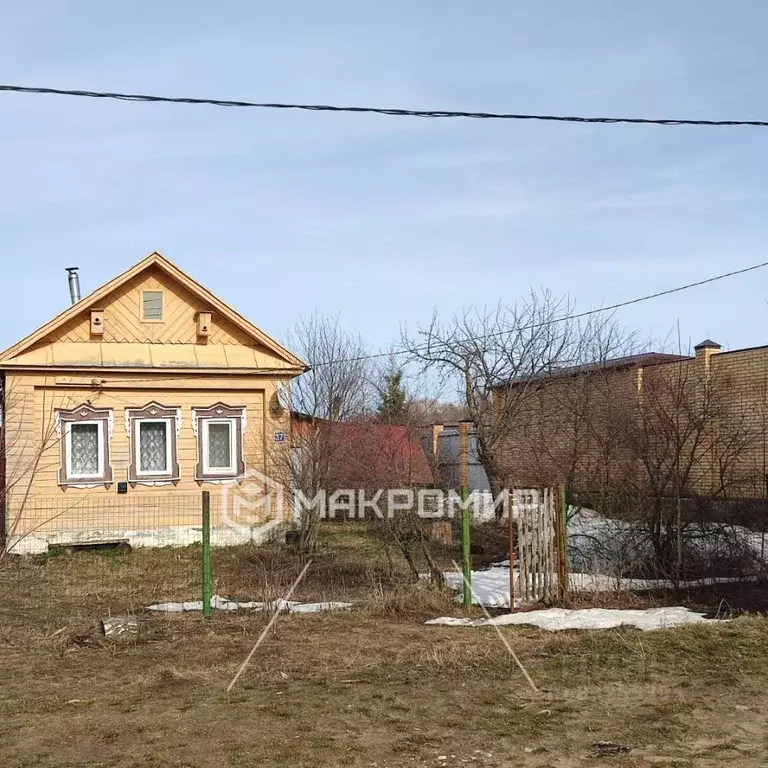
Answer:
[0,252,308,371]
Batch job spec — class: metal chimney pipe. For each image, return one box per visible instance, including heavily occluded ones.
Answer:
[66,267,81,304]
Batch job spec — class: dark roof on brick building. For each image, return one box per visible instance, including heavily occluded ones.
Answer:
[496,351,691,389]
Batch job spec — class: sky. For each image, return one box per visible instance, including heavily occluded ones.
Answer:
[1,2,768,366]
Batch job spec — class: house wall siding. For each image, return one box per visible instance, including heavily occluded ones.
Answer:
[3,370,293,543]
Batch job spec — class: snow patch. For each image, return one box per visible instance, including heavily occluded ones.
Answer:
[147,595,353,613]
[568,507,767,573]
[427,606,717,631]
[443,567,514,608]
[439,566,749,610]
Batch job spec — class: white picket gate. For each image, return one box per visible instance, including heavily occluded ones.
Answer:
[513,488,566,605]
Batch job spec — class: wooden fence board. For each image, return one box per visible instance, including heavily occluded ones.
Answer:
[514,486,562,607]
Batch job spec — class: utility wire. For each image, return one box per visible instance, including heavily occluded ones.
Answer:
[312,259,768,367]
[2,83,768,127]
[5,84,763,368]
[82,259,768,379]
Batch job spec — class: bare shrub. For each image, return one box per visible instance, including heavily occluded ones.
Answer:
[362,580,463,619]
[240,543,398,601]
[513,345,764,582]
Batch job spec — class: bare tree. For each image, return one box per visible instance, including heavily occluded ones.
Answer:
[284,314,374,551]
[0,377,79,562]
[405,291,636,507]
[407,397,468,425]
[619,359,760,580]
[549,356,761,582]
[287,313,374,422]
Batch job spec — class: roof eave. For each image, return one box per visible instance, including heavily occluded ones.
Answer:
[0,363,306,376]
[0,251,308,370]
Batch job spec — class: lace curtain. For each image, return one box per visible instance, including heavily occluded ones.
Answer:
[70,423,99,475]
[207,423,232,468]
[139,422,168,473]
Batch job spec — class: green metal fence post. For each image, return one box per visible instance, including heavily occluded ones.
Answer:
[202,490,212,618]
[460,485,472,606]
[457,421,472,606]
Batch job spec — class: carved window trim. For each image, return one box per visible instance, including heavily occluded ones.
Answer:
[125,402,181,485]
[192,403,246,482]
[55,405,113,488]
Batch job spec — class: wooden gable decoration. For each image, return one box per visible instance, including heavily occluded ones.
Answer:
[0,252,307,372]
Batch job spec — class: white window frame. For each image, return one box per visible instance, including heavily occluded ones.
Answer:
[202,418,237,476]
[134,418,173,477]
[65,420,105,481]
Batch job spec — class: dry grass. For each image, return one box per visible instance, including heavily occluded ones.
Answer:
[362,580,468,619]
[1,526,768,767]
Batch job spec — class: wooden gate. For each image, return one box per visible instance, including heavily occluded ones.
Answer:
[511,487,568,605]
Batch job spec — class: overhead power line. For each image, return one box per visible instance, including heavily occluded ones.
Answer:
[2,83,768,127]
[95,259,768,379]
[311,259,768,367]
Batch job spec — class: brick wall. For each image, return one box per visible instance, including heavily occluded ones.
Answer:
[494,343,768,500]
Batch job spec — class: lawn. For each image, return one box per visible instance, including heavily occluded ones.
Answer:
[1,525,767,767]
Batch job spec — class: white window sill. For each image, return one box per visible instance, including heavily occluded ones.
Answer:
[58,480,111,489]
[195,476,245,485]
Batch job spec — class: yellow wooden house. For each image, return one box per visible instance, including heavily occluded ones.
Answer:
[0,252,307,554]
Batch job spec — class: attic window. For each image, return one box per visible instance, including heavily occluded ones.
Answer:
[142,290,164,321]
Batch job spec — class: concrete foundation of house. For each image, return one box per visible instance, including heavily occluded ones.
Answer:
[7,520,286,555]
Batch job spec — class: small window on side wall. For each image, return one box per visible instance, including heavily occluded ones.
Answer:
[56,405,113,486]
[142,290,164,321]
[125,403,181,484]
[193,404,246,481]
